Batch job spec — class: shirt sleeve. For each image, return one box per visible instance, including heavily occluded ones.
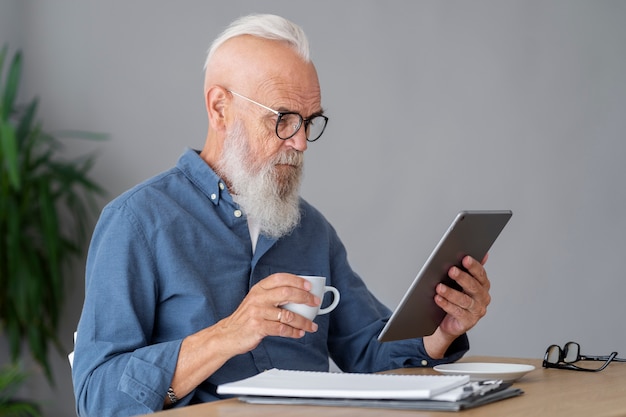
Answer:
[72,204,184,417]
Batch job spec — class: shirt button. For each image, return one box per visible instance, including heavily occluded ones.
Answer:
[219,182,225,190]
[421,360,428,366]
[234,210,242,218]
[210,193,217,200]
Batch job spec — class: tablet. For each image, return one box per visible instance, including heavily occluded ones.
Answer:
[377,210,512,342]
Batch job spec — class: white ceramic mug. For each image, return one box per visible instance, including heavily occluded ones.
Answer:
[282,275,340,321]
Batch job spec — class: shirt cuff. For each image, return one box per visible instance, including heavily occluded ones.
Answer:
[118,339,183,411]
[415,333,470,367]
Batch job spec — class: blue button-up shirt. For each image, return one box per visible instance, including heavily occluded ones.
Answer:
[72,148,468,417]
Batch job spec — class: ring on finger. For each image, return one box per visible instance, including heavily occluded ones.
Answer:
[277,310,283,322]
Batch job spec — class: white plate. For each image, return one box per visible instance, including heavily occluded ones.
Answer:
[433,362,535,382]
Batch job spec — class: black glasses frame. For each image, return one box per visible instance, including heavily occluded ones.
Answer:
[228,90,328,142]
[273,111,329,142]
[543,341,625,372]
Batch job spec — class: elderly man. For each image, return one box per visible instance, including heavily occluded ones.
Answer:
[72,14,491,417]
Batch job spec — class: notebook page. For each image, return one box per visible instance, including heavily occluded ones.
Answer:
[217,369,469,400]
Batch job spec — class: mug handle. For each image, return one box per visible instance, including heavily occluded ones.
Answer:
[317,286,340,315]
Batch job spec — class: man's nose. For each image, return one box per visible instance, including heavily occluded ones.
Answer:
[285,124,308,152]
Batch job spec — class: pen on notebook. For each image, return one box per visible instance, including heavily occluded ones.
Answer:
[463,380,502,396]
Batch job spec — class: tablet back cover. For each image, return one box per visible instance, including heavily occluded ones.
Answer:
[378,210,512,342]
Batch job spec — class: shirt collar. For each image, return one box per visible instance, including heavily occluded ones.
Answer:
[176,148,232,206]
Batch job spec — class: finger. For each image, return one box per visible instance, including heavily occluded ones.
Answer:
[435,294,482,337]
[268,305,318,329]
[272,308,318,335]
[461,256,490,288]
[256,274,320,307]
[447,267,483,297]
[467,296,475,312]
[435,293,472,324]
[447,259,490,296]
[258,273,312,292]
[272,319,306,338]
[435,290,486,326]
[265,307,291,324]
[274,286,321,308]
[436,284,486,317]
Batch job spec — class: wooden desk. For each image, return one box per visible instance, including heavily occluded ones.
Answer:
[149,356,626,417]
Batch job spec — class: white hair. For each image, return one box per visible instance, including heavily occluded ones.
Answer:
[204,14,311,70]
[216,120,303,239]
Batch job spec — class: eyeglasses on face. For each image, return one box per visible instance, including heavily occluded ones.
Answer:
[228,90,328,142]
[543,341,626,372]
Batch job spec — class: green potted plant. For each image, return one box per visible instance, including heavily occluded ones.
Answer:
[0,364,40,416]
[0,44,106,384]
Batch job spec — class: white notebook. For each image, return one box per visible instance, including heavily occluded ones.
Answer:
[217,369,469,400]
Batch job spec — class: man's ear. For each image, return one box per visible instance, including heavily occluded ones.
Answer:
[205,86,229,132]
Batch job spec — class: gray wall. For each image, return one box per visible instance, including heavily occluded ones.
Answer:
[2,1,625,416]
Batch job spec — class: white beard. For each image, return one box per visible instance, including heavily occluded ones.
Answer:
[216,121,303,239]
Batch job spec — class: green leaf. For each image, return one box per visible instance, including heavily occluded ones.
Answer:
[1,49,21,121]
[0,44,7,118]
[0,364,41,416]
[0,402,40,417]
[6,319,21,364]
[1,122,20,189]
[28,325,52,384]
[0,44,7,75]
[0,364,27,401]
[15,98,38,145]
[0,46,107,388]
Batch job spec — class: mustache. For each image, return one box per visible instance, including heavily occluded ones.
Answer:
[274,150,304,167]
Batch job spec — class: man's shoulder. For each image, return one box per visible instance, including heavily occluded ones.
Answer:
[298,198,337,233]
[105,149,212,212]
[299,197,323,220]
[105,167,184,211]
